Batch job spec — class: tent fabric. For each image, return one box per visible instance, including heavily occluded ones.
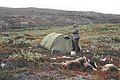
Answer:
[40,33,73,53]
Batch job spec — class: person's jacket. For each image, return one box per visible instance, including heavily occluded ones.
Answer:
[72,28,80,40]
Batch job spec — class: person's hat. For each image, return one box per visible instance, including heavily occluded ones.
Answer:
[73,24,78,28]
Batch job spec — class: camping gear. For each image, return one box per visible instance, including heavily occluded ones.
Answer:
[40,33,73,53]
[71,50,76,56]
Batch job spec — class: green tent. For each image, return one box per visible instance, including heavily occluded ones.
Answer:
[40,33,73,53]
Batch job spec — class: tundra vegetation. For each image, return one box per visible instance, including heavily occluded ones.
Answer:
[0,23,120,80]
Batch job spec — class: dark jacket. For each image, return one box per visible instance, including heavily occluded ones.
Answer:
[72,28,80,40]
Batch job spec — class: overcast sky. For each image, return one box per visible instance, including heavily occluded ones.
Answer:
[0,0,120,14]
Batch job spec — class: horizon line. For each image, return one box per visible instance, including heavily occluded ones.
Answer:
[0,6,120,15]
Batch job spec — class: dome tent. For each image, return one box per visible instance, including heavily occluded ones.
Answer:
[40,33,73,53]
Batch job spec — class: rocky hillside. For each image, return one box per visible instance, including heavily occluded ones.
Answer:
[0,7,120,28]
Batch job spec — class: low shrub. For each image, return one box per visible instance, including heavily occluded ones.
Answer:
[9,50,43,62]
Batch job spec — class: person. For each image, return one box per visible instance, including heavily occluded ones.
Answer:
[71,24,81,54]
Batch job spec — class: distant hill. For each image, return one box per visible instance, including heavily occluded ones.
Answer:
[0,7,120,28]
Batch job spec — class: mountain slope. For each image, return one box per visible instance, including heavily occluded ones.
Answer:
[0,7,120,28]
